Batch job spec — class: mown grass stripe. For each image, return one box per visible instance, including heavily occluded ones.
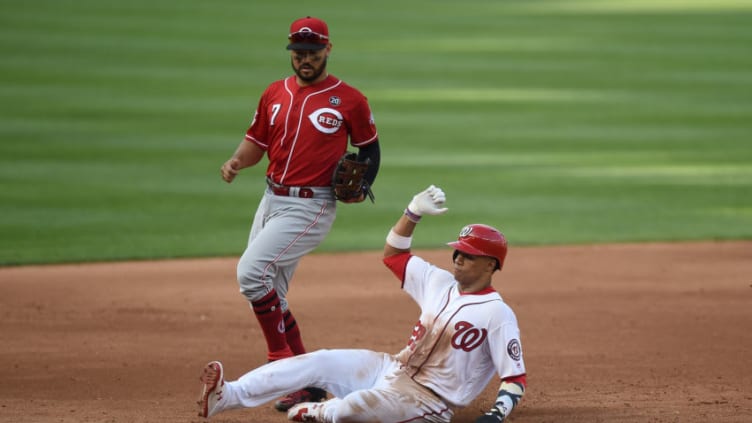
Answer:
[1,0,750,264]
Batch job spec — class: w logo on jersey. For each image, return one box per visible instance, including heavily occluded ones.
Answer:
[451,321,487,352]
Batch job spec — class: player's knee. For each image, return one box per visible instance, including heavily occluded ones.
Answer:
[236,276,267,303]
[236,265,264,291]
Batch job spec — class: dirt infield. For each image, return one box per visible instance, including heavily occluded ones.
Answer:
[1,241,751,423]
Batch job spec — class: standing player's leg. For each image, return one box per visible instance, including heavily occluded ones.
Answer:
[238,195,334,357]
[237,193,292,361]
[272,262,328,411]
[236,194,336,409]
[263,196,336,409]
[282,309,305,354]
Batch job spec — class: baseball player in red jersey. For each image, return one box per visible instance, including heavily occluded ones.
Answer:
[218,16,380,412]
[197,186,527,422]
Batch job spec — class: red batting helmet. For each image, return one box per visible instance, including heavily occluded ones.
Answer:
[447,224,508,270]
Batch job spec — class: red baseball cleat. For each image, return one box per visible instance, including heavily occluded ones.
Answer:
[275,387,326,412]
[197,361,225,418]
[288,402,324,422]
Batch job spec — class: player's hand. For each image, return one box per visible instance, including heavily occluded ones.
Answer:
[221,158,240,183]
[407,185,448,217]
[474,407,505,422]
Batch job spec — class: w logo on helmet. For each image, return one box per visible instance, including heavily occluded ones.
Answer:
[459,226,473,237]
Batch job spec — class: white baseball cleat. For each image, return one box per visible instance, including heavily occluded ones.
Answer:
[288,402,324,422]
[197,361,225,418]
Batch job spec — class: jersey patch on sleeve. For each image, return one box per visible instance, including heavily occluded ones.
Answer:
[507,339,521,361]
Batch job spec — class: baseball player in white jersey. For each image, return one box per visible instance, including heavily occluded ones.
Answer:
[197,185,527,422]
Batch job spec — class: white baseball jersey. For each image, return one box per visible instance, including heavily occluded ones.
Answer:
[213,253,526,422]
[386,253,526,407]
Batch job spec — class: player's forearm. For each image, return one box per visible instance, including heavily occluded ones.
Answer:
[357,140,380,187]
[494,378,525,418]
[384,214,417,257]
[231,140,265,169]
[477,375,526,422]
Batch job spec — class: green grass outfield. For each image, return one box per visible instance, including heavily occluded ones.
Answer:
[2,0,751,265]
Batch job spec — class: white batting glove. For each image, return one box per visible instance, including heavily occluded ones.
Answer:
[407,185,448,217]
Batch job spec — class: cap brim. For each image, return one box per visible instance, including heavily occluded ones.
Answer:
[447,241,486,257]
[287,42,327,51]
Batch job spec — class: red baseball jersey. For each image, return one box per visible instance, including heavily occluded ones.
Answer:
[245,74,378,187]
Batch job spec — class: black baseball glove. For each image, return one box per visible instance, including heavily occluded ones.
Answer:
[332,152,374,203]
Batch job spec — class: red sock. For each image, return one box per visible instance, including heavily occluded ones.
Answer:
[251,290,293,361]
[283,309,306,356]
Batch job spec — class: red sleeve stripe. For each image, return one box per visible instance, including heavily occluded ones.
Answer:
[502,373,527,389]
[383,252,411,285]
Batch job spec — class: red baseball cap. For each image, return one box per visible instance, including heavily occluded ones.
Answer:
[287,16,330,51]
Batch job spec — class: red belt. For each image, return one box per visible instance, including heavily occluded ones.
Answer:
[270,185,314,198]
[267,179,315,199]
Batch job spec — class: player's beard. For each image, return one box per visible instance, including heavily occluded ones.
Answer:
[292,57,328,83]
